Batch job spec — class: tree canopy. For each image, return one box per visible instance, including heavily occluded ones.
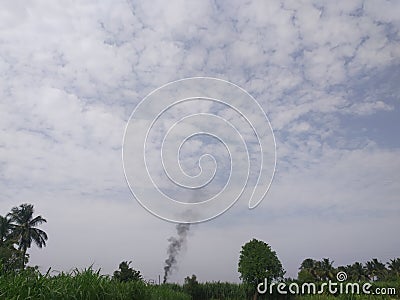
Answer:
[238,238,284,286]
[113,261,142,282]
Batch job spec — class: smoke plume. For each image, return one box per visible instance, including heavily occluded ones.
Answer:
[163,223,190,283]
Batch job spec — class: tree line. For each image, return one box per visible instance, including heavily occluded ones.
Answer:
[298,257,400,282]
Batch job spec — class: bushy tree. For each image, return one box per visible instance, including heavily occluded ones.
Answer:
[298,258,317,282]
[297,268,315,283]
[238,239,284,299]
[113,261,142,282]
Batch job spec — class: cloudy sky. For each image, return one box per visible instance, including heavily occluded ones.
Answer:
[1,0,399,283]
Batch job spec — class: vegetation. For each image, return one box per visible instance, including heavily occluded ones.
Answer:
[0,204,48,271]
[238,238,285,299]
[0,267,190,300]
[1,205,399,299]
[113,261,143,282]
[1,267,397,300]
[298,257,400,283]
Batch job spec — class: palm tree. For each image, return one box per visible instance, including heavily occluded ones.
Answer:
[371,258,387,281]
[365,260,376,281]
[349,262,367,281]
[320,258,335,281]
[7,204,48,269]
[310,259,335,281]
[365,259,387,281]
[387,258,400,279]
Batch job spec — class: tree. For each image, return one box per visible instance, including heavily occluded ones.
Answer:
[319,258,335,281]
[113,261,142,282]
[366,258,387,281]
[365,260,376,281]
[238,239,284,299]
[298,268,315,283]
[348,262,367,282]
[184,274,201,300]
[298,258,335,281]
[300,258,316,271]
[0,215,25,272]
[387,258,400,279]
[298,258,317,282]
[7,204,48,269]
[0,242,25,273]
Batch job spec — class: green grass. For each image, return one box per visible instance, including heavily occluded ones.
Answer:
[0,267,190,300]
[0,268,398,300]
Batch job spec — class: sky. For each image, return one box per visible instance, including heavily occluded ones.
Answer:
[0,0,399,283]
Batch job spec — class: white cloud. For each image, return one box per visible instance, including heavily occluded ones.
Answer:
[347,100,394,116]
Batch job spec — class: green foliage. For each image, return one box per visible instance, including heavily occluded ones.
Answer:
[298,257,400,283]
[0,266,190,300]
[0,244,25,273]
[363,258,387,281]
[297,269,315,283]
[0,204,48,270]
[0,214,26,272]
[298,258,335,282]
[346,261,369,281]
[238,239,285,286]
[387,258,400,280]
[0,267,398,299]
[196,281,248,300]
[295,257,400,300]
[184,274,201,299]
[113,261,142,282]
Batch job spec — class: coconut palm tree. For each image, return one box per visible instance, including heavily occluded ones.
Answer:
[349,262,367,281]
[7,204,48,269]
[365,260,375,281]
[387,258,400,279]
[320,258,335,281]
[365,259,387,281]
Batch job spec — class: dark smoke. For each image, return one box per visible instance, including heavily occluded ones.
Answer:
[163,223,190,283]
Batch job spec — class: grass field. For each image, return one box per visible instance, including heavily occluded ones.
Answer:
[0,267,398,300]
[0,267,190,300]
